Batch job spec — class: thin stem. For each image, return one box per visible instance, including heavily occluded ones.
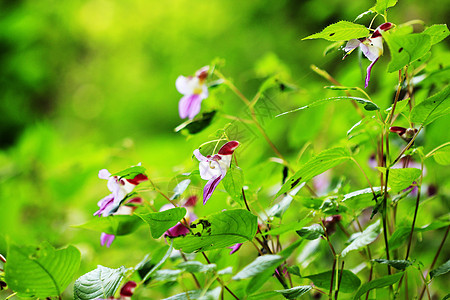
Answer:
[241,188,251,212]
[350,157,377,198]
[382,169,392,275]
[329,258,337,299]
[391,124,423,166]
[335,261,345,300]
[418,225,450,300]
[405,172,423,260]
[425,141,450,159]
[386,70,404,125]
[201,253,239,300]
[5,293,17,300]
[180,252,201,289]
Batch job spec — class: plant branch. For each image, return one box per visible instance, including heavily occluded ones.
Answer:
[201,252,239,300]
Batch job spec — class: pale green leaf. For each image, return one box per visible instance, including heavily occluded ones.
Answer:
[153,269,182,282]
[137,207,187,239]
[429,144,450,165]
[5,242,80,298]
[430,259,450,278]
[172,209,258,253]
[304,270,361,293]
[222,166,244,204]
[373,0,398,14]
[112,165,146,179]
[176,261,216,273]
[342,187,382,210]
[385,32,432,72]
[275,286,312,299]
[73,215,143,236]
[423,24,450,45]
[141,241,173,283]
[74,265,126,300]
[341,220,381,257]
[163,287,221,300]
[267,184,304,218]
[276,147,351,197]
[377,167,422,193]
[233,255,283,280]
[389,220,450,250]
[353,272,403,299]
[296,224,325,240]
[410,85,450,125]
[302,21,370,41]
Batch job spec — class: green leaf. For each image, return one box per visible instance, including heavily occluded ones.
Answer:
[172,209,258,253]
[73,215,143,236]
[353,272,403,299]
[268,184,304,218]
[222,166,244,204]
[275,285,312,299]
[141,240,173,283]
[233,255,284,280]
[112,165,146,179]
[324,86,358,91]
[372,0,398,14]
[410,85,450,125]
[304,270,361,293]
[248,291,280,300]
[277,97,379,117]
[430,259,450,278]
[423,24,450,45]
[263,217,313,236]
[279,239,303,259]
[342,187,382,210]
[385,32,432,73]
[73,265,126,300]
[137,207,187,239]
[170,179,191,200]
[341,220,381,257]
[163,287,221,300]
[302,21,370,41]
[174,111,217,134]
[276,147,351,197]
[176,261,216,273]
[5,242,81,298]
[377,167,421,193]
[429,144,450,165]
[373,259,413,270]
[153,269,182,282]
[389,219,450,251]
[296,224,325,240]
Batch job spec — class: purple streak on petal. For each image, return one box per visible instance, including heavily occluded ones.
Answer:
[228,243,243,254]
[98,169,111,180]
[203,174,224,204]
[94,194,114,217]
[179,94,202,119]
[365,57,379,88]
[193,149,208,162]
[100,233,115,247]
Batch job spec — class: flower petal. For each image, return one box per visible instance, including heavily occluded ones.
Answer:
[193,149,208,162]
[203,174,224,204]
[98,169,111,180]
[100,232,115,247]
[199,160,221,180]
[179,94,203,119]
[94,194,114,217]
[365,57,379,88]
[175,75,192,95]
[343,39,361,52]
[228,243,243,254]
[218,140,240,155]
[165,222,191,237]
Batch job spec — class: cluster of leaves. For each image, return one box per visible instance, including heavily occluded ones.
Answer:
[1,0,449,299]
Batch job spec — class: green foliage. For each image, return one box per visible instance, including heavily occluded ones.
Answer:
[372,0,398,14]
[176,261,216,273]
[410,85,450,125]
[296,224,325,240]
[162,287,221,300]
[388,220,450,250]
[112,165,147,179]
[221,166,244,204]
[304,270,361,293]
[385,32,431,72]
[423,24,450,45]
[172,209,258,253]
[377,167,422,193]
[5,242,80,298]
[373,259,413,270]
[74,215,143,236]
[232,255,284,280]
[73,265,126,300]
[302,21,370,41]
[341,220,381,257]
[353,272,403,299]
[430,260,450,278]
[275,285,312,299]
[276,147,351,197]
[137,207,187,239]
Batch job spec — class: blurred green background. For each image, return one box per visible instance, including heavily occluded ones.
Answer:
[0,0,449,298]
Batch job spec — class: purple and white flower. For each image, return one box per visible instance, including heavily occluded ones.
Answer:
[194,141,240,204]
[343,22,393,88]
[176,66,209,119]
[161,195,198,238]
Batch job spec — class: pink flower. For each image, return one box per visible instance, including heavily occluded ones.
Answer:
[193,141,240,204]
[176,66,209,119]
[94,169,148,217]
[343,22,393,88]
[228,243,243,254]
[100,233,115,247]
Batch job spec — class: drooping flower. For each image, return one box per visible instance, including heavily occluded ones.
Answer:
[176,66,209,119]
[120,281,137,300]
[94,169,148,217]
[193,141,240,204]
[343,22,393,88]
[389,126,418,143]
[161,195,198,238]
[228,243,243,254]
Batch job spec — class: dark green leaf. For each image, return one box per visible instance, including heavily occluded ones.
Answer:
[373,259,413,270]
[74,265,126,300]
[377,167,421,193]
[5,242,80,298]
[175,111,217,134]
[324,86,358,91]
[430,259,450,278]
[287,266,301,277]
[385,32,432,72]
[296,224,325,240]
[276,147,351,197]
[176,261,216,273]
[302,21,370,41]
[341,220,381,257]
[353,272,403,299]
[423,24,450,45]
[141,240,173,283]
[137,207,187,239]
[304,270,361,293]
[277,97,379,117]
[233,255,284,280]
[222,166,244,204]
[112,165,146,179]
[410,85,450,125]
[172,209,258,253]
[73,215,143,236]
[275,285,312,299]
